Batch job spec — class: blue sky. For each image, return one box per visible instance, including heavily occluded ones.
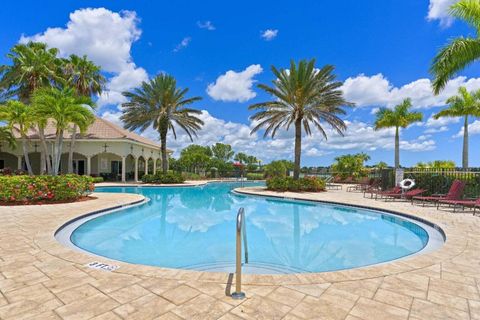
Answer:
[1,0,479,166]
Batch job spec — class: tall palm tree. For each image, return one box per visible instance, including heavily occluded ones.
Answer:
[0,42,61,102]
[0,42,63,174]
[431,0,480,94]
[374,98,423,168]
[249,59,353,179]
[121,74,204,173]
[0,101,34,174]
[62,54,105,173]
[434,86,480,168]
[32,87,95,175]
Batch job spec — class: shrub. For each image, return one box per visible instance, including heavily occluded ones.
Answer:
[141,172,185,184]
[246,173,264,180]
[266,176,325,192]
[182,172,203,180]
[91,176,104,183]
[0,174,94,203]
[264,161,287,178]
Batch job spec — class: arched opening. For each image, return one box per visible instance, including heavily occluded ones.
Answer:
[28,152,42,175]
[156,158,162,173]
[91,152,122,181]
[148,158,154,175]
[59,152,88,175]
[0,152,18,172]
[126,154,135,181]
[138,156,146,179]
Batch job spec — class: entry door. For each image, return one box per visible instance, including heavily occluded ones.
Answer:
[111,161,122,174]
[77,160,85,175]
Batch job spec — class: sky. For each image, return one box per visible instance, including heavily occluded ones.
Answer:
[1,0,479,167]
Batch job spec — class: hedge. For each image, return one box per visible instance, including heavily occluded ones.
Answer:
[266,176,325,192]
[246,173,264,180]
[0,174,94,203]
[142,172,185,184]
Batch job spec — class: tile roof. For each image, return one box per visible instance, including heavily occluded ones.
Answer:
[13,116,163,149]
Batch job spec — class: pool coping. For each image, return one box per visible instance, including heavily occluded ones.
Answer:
[35,184,471,286]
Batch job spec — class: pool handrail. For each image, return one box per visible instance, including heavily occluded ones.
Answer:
[232,207,247,299]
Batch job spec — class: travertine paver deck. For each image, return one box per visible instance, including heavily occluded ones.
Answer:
[0,184,479,319]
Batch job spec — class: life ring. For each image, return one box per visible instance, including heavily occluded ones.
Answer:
[399,178,415,190]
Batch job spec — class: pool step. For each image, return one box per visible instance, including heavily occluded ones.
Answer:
[181,262,306,274]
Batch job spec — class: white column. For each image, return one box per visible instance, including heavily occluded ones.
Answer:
[145,159,149,175]
[121,156,126,182]
[134,157,139,182]
[17,155,22,170]
[153,159,157,174]
[86,156,91,176]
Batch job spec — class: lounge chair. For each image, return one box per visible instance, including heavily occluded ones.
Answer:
[437,197,480,213]
[367,186,401,200]
[347,177,371,192]
[412,180,466,207]
[382,188,426,201]
[325,176,342,190]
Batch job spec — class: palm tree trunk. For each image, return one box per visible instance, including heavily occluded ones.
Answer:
[160,131,168,173]
[293,119,302,180]
[68,125,77,173]
[21,136,33,175]
[53,131,64,175]
[462,115,468,169]
[394,127,400,169]
[38,127,51,174]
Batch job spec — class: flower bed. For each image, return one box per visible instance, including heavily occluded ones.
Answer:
[0,174,95,204]
[266,176,325,192]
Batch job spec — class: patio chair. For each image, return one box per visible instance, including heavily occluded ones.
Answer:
[368,186,401,200]
[382,188,426,201]
[346,177,370,192]
[325,176,343,190]
[437,197,480,213]
[411,180,466,207]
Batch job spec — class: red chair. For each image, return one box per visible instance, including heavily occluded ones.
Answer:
[372,186,402,200]
[437,197,480,213]
[412,180,466,206]
[383,188,427,201]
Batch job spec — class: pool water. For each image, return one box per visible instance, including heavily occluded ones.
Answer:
[70,182,431,273]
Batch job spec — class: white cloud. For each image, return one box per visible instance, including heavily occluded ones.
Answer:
[261,29,278,41]
[425,126,449,133]
[453,119,480,138]
[173,37,191,52]
[207,64,263,102]
[104,110,436,161]
[427,0,458,27]
[425,114,460,127]
[197,21,215,31]
[20,7,148,111]
[342,74,480,109]
[21,8,141,73]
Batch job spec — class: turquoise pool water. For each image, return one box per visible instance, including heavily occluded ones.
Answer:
[70,182,430,273]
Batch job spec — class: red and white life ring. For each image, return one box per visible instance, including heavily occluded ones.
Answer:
[399,178,415,190]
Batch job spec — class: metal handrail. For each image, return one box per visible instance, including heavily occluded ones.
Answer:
[231,207,247,299]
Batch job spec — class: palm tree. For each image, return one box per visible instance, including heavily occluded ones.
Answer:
[32,87,95,175]
[121,74,204,173]
[434,86,480,168]
[0,42,63,174]
[0,127,16,150]
[63,54,105,173]
[0,101,34,174]
[374,98,423,168]
[0,42,61,102]
[431,0,480,94]
[250,59,353,179]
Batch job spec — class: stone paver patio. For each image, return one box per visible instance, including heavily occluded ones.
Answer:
[0,184,479,319]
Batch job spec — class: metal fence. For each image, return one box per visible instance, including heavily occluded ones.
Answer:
[379,168,480,198]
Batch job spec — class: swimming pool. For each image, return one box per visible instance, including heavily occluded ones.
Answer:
[61,182,444,274]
